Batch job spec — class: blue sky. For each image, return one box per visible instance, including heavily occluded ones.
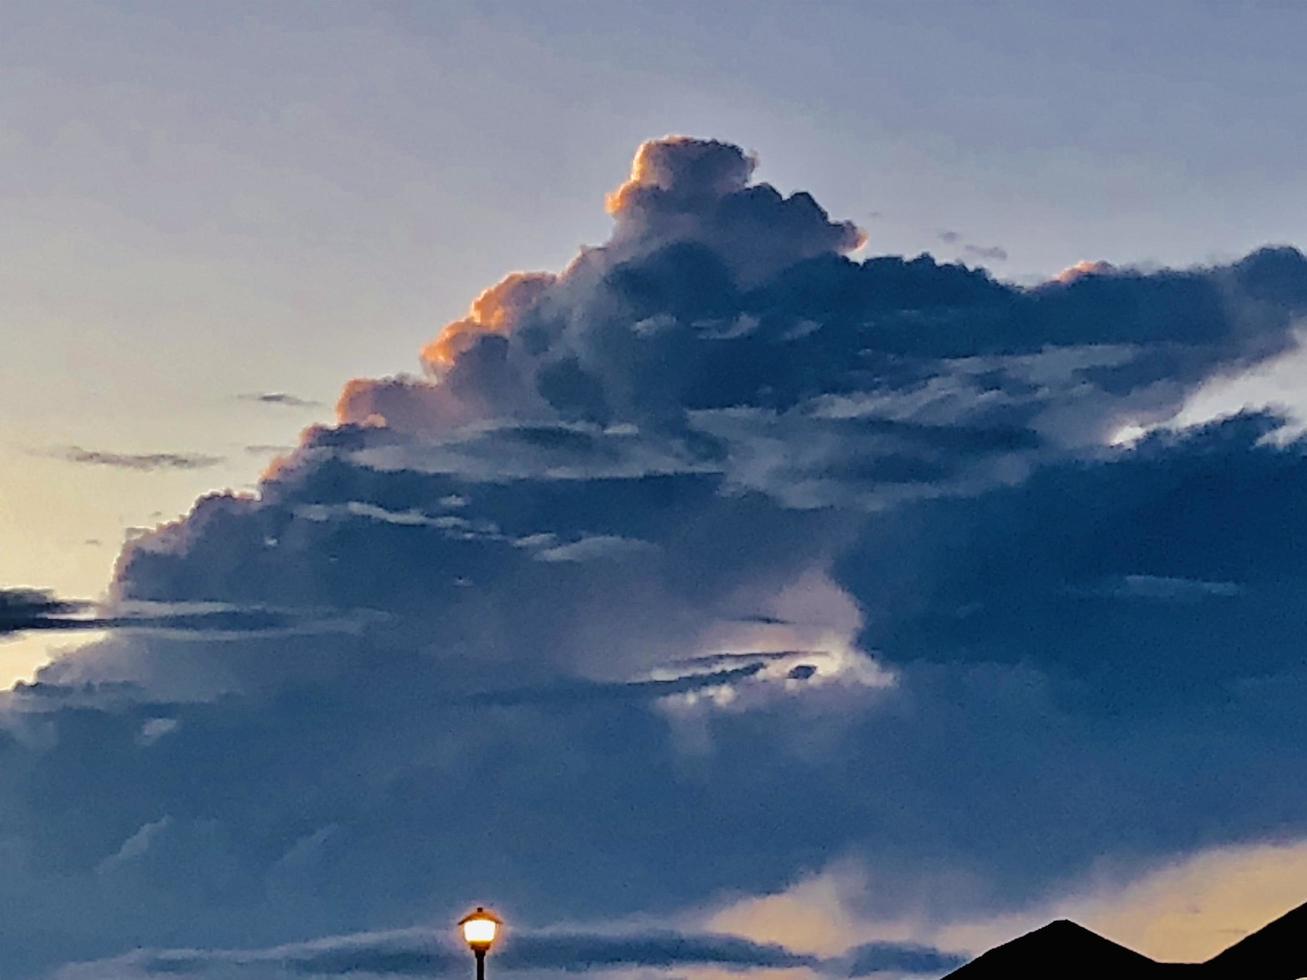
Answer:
[5,3,1307,979]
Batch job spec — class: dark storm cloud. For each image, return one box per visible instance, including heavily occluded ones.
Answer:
[834,412,1307,708]
[19,590,1307,979]
[10,137,1307,980]
[85,461,851,697]
[48,446,225,471]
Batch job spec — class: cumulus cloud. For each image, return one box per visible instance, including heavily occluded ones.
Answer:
[420,273,559,374]
[1050,259,1116,284]
[605,136,865,284]
[8,136,1307,980]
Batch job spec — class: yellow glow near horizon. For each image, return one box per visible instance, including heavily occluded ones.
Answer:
[711,839,1307,967]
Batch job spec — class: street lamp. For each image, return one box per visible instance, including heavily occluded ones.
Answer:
[459,907,502,980]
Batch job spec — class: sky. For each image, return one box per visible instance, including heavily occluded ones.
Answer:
[4,2,1307,978]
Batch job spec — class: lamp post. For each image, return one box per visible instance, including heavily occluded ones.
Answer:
[459,907,502,980]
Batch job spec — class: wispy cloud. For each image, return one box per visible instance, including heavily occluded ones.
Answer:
[1069,574,1243,602]
[47,446,225,471]
[244,443,293,455]
[468,663,768,707]
[0,588,89,635]
[534,535,659,562]
[963,243,1008,262]
[238,392,322,408]
[0,588,372,640]
[936,228,1007,262]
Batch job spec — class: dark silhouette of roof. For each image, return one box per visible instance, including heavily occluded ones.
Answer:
[944,919,1162,979]
[1204,899,1307,979]
[942,900,1307,979]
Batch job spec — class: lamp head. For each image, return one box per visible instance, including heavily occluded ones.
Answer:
[459,907,502,952]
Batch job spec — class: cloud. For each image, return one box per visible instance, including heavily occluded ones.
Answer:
[245,443,294,455]
[137,717,180,745]
[0,587,89,635]
[503,931,818,973]
[97,814,175,874]
[605,136,865,284]
[533,534,659,562]
[841,941,964,976]
[293,499,497,533]
[1162,324,1307,442]
[935,230,1006,264]
[0,588,366,641]
[467,663,771,707]
[48,446,225,471]
[834,414,1307,703]
[962,243,1007,263]
[8,136,1307,980]
[55,928,462,979]
[55,925,970,978]
[421,273,559,374]
[1080,573,1243,601]
[238,393,322,408]
[1050,259,1116,284]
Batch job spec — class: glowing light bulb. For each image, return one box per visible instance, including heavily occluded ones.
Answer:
[459,907,502,951]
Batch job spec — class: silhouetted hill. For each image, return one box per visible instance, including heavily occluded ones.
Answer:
[942,899,1307,978]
